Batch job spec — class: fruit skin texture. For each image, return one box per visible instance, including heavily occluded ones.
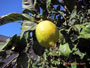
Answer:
[35,20,59,48]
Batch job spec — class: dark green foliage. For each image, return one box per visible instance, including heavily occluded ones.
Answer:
[0,0,90,68]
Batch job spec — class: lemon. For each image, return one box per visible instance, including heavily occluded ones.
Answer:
[35,20,59,48]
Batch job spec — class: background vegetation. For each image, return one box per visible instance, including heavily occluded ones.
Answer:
[0,0,90,68]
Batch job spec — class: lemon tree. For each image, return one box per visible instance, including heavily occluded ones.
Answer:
[0,0,90,68]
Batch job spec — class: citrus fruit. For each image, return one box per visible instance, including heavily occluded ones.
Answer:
[35,20,59,48]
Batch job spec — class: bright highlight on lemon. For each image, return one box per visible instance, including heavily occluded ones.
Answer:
[35,20,59,48]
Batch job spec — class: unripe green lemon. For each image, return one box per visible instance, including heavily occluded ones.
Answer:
[35,20,59,48]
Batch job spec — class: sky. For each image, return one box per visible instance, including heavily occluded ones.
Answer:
[0,0,22,37]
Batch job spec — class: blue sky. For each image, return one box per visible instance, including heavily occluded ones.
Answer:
[0,0,22,37]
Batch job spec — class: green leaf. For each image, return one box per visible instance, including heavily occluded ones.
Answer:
[22,0,37,11]
[51,60,60,66]
[22,0,34,8]
[0,39,12,52]
[79,23,90,39]
[59,43,71,57]
[70,9,77,20]
[17,53,31,68]
[68,25,81,42]
[69,9,77,25]
[21,20,37,38]
[21,13,36,21]
[58,30,65,44]
[69,25,81,33]
[88,9,90,14]
[72,44,86,59]
[46,0,51,12]
[58,11,65,19]
[23,8,37,14]
[23,9,31,14]
[0,42,6,51]
[24,32,31,52]
[74,49,86,59]
[0,13,35,26]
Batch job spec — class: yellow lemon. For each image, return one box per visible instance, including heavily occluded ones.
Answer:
[35,20,59,48]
